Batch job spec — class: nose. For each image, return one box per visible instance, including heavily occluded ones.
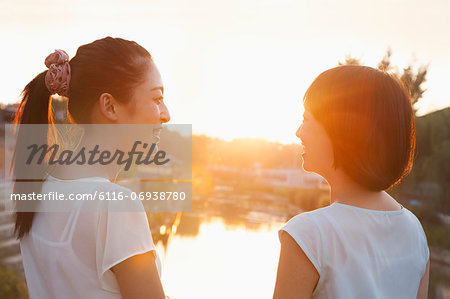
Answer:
[296,124,303,139]
[160,102,171,123]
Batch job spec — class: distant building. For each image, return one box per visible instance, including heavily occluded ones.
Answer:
[259,168,326,189]
[208,164,326,189]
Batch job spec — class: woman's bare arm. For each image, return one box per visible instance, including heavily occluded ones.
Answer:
[273,232,319,299]
[112,251,165,299]
[417,259,430,299]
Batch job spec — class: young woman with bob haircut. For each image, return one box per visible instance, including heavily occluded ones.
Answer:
[273,65,430,299]
[13,37,169,299]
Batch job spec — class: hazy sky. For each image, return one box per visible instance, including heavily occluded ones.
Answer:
[1,0,449,143]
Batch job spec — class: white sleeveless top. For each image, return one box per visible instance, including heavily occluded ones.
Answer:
[20,175,161,299]
[279,202,429,299]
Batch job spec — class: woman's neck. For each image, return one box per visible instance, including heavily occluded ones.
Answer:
[327,169,402,211]
[46,133,123,181]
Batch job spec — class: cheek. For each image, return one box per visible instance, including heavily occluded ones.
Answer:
[138,102,160,122]
[306,126,334,163]
[316,132,334,164]
[298,123,310,142]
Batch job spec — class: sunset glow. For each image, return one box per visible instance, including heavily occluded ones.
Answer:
[1,0,449,143]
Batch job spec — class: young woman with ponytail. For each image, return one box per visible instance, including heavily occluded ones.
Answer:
[13,37,169,299]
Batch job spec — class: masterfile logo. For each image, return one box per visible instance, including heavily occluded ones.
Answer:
[3,124,192,213]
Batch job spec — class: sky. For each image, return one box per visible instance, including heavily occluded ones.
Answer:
[1,0,449,144]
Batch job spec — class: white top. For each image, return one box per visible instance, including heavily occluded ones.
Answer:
[20,175,161,299]
[279,202,429,299]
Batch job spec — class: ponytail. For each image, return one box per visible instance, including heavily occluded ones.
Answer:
[13,70,52,239]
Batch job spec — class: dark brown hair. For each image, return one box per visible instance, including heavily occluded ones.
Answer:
[13,37,153,239]
[303,65,416,191]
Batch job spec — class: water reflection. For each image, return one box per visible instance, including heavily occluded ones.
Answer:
[155,214,283,299]
[148,184,294,252]
[146,186,290,299]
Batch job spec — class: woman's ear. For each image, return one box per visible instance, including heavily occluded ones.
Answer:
[98,93,119,121]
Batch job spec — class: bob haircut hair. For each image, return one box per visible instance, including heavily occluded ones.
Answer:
[303,65,416,191]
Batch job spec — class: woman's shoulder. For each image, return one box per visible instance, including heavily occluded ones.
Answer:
[285,205,335,226]
[280,205,336,240]
[278,206,335,277]
[401,207,429,242]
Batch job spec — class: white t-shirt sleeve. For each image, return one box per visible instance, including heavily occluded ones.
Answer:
[419,223,430,262]
[278,212,324,277]
[95,186,157,293]
[414,215,430,277]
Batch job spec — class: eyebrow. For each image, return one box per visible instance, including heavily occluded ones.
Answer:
[151,86,164,94]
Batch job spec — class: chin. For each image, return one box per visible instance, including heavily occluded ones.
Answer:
[302,165,312,173]
[301,160,311,172]
[301,159,317,175]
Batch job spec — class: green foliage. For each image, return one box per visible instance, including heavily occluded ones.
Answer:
[409,204,441,225]
[0,264,28,299]
[422,222,450,250]
[409,108,450,212]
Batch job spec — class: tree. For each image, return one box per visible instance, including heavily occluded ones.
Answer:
[400,64,428,110]
[338,53,362,66]
[377,48,393,72]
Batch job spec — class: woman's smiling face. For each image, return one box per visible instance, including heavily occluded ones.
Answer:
[296,110,335,178]
[118,60,170,125]
[117,60,170,145]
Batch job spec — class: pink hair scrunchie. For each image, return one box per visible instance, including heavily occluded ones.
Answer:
[44,49,71,97]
